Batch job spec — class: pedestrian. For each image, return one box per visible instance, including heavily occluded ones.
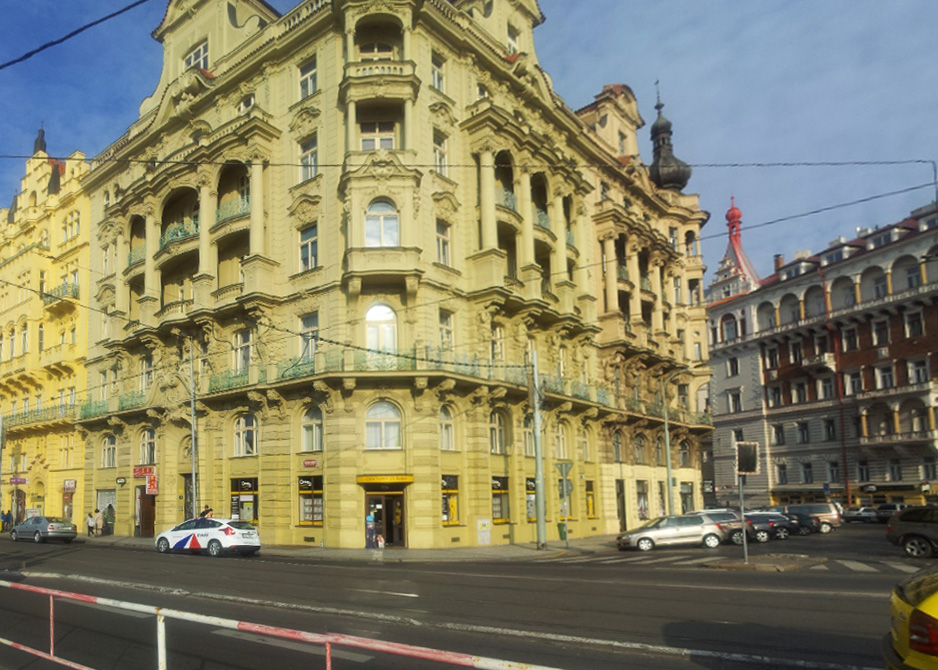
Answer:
[86,512,95,537]
[94,508,104,537]
[199,504,212,518]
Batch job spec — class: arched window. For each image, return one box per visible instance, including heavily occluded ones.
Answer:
[555,422,568,459]
[523,416,534,457]
[140,428,156,465]
[302,406,323,452]
[366,304,397,353]
[365,401,401,449]
[235,414,257,456]
[489,411,507,454]
[365,200,399,247]
[578,427,590,462]
[38,325,44,352]
[634,434,646,464]
[655,438,664,466]
[20,325,28,354]
[679,441,691,467]
[439,405,454,451]
[613,431,623,462]
[102,435,116,468]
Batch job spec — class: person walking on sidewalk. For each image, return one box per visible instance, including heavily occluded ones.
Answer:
[94,508,104,537]
[86,512,95,537]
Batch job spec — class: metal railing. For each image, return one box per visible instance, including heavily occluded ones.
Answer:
[496,186,517,212]
[216,197,250,224]
[159,221,199,249]
[0,579,562,670]
[42,283,79,305]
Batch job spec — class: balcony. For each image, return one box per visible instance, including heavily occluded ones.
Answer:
[353,351,416,372]
[616,265,630,282]
[640,276,652,292]
[534,207,551,231]
[5,404,77,428]
[277,355,316,381]
[496,186,517,212]
[80,400,110,419]
[802,352,835,371]
[42,282,79,306]
[859,429,937,446]
[344,247,422,298]
[340,60,417,104]
[41,342,77,370]
[156,299,193,322]
[216,198,250,225]
[118,391,145,411]
[208,365,267,393]
[855,381,932,401]
[159,221,199,250]
[128,246,145,267]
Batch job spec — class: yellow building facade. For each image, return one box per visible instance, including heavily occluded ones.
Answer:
[70,0,711,547]
[0,131,90,525]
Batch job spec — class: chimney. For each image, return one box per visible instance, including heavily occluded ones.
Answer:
[774,254,785,271]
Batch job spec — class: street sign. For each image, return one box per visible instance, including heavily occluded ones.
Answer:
[558,480,574,497]
[9,477,26,485]
[555,462,573,478]
[735,442,760,475]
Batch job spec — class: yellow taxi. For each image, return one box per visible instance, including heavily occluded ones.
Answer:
[885,566,938,669]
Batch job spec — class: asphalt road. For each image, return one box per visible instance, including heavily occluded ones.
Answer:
[0,523,914,670]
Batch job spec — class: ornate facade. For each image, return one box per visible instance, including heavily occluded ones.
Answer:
[0,0,712,547]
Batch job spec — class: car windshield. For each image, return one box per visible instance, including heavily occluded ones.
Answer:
[228,521,256,530]
[44,517,67,523]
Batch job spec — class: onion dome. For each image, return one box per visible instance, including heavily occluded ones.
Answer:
[648,95,692,192]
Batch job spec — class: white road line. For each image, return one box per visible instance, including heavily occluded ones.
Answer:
[883,562,920,574]
[628,555,689,564]
[597,557,636,564]
[213,629,372,662]
[560,556,607,563]
[810,564,830,570]
[352,589,419,598]
[837,560,878,573]
[672,556,723,565]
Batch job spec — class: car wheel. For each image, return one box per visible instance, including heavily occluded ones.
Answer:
[33,532,44,544]
[798,526,812,536]
[731,530,744,545]
[636,538,654,552]
[208,540,223,558]
[703,533,721,549]
[156,538,170,554]
[903,536,934,559]
[754,530,770,543]
[775,527,790,540]
[819,522,832,534]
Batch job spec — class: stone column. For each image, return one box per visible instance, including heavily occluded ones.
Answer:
[144,206,159,299]
[345,29,355,64]
[402,26,411,61]
[478,150,498,252]
[550,192,566,287]
[885,270,893,296]
[860,411,868,437]
[628,241,641,325]
[853,279,861,305]
[249,158,265,256]
[574,201,589,290]
[198,175,212,275]
[650,257,664,333]
[920,258,929,286]
[404,99,413,151]
[602,235,617,314]
[347,100,357,154]
[115,227,128,313]
[892,405,902,435]
[798,298,805,321]
[519,169,534,267]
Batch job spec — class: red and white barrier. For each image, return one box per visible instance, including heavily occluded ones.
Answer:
[0,579,561,670]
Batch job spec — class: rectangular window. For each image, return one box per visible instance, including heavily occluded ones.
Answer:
[300,137,318,182]
[802,462,813,484]
[843,328,858,351]
[793,382,807,403]
[815,334,829,354]
[907,311,924,338]
[828,461,840,483]
[184,41,209,70]
[299,224,318,271]
[439,309,454,351]
[858,460,870,482]
[846,371,862,395]
[299,58,317,98]
[790,342,802,364]
[733,428,744,442]
[300,313,318,361]
[877,365,894,389]
[442,475,459,526]
[820,377,834,400]
[873,319,890,346]
[490,325,504,363]
[298,475,323,526]
[910,359,929,384]
[923,457,937,481]
[141,355,153,392]
[433,131,447,177]
[234,329,252,372]
[585,480,596,518]
[436,220,451,266]
[797,421,810,444]
[729,391,742,413]
[430,52,445,92]
[360,121,395,151]
[507,24,519,54]
[889,459,903,481]
[727,357,739,377]
[824,419,836,441]
[636,480,649,520]
[772,424,785,446]
[766,347,779,368]
[776,463,788,485]
[873,275,888,298]
[491,477,509,523]
[768,385,782,407]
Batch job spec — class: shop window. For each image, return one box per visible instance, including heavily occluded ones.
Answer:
[298,475,323,526]
[586,481,596,518]
[302,406,323,452]
[231,478,258,523]
[636,480,649,520]
[491,476,509,523]
[442,475,459,525]
[525,478,536,522]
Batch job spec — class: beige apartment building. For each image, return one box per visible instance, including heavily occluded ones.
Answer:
[68,0,711,547]
[0,130,90,525]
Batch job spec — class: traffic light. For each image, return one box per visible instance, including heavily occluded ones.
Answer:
[736,442,760,475]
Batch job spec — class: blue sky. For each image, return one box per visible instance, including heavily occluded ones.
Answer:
[1,1,937,281]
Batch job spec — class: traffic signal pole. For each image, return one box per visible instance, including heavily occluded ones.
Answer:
[531,351,547,549]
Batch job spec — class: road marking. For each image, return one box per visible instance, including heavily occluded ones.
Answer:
[671,556,723,565]
[810,564,830,570]
[883,562,920,574]
[628,555,690,564]
[837,560,877,573]
[560,556,607,563]
[352,589,419,598]
[214,629,372,662]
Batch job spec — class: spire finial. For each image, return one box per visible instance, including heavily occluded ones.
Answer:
[655,80,663,113]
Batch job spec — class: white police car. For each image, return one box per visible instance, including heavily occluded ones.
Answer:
[155,517,260,557]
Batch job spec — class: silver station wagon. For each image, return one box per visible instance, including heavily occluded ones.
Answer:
[616,513,729,552]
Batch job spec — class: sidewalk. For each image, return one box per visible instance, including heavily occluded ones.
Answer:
[77,531,620,562]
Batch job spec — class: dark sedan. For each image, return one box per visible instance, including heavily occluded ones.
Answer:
[11,515,78,543]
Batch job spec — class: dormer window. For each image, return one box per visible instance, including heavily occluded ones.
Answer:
[184,41,209,71]
[237,94,255,115]
[870,231,892,248]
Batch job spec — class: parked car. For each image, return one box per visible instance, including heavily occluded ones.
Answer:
[883,563,938,668]
[10,516,78,544]
[886,507,938,558]
[155,517,261,557]
[785,512,822,535]
[878,502,911,523]
[731,513,789,543]
[842,506,878,523]
[763,503,841,533]
[616,514,728,552]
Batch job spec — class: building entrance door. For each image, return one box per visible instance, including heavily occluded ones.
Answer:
[135,486,156,538]
[365,493,405,547]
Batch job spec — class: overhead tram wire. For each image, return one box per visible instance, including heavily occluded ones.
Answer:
[0,0,155,73]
